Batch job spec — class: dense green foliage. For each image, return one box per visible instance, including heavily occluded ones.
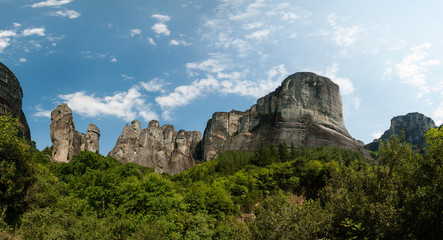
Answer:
[1,115,442,239]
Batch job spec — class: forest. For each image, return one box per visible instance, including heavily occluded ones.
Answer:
[1,114,442,239]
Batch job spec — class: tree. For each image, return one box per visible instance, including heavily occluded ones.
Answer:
[0,115,34,225]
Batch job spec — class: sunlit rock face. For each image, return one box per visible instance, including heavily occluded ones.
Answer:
[0,62,31,140]
[202,72,370,160]
[365,112,436,151]
[50,104,100,162]
[108,120,201,175]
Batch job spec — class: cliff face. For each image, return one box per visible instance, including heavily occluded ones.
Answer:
[107,120,201,175]
[0,62,31,140]
[202,72,370,160]
[50,104,100,162]
[365,112,436,151]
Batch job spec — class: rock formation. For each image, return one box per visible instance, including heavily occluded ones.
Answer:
[365,112,436,151]
[0,62,31,139]
[108,120,201,174]
[202,72,371,160]
[50,104,100,162]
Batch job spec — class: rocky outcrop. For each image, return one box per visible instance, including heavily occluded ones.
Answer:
[365,112,436,151]
[50,104,100,162]
[0,62,31,139]
[108,120,201,174]
[202,72,370,160]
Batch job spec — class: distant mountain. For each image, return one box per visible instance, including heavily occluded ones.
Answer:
[365,112,436,151]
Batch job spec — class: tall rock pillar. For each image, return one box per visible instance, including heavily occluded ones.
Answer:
[50,103,100,162]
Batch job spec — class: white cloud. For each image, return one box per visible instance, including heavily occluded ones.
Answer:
[130,28,141,37]
[0,30,16,53]
[169,39,190,46]
[22,28,46,37]
[434,103,443,126]
[371,131,383,139]
[140,78,166,92]
[49,10,80,19]
[29,0,73,8]
[325,63,355,95]
[152,14,171,22]
[186,58,227,75]
[393,43,440,98]
[246,29,271,40]
[147,37,156,46]
[58,85,158,122]
[121,74,135,81]
[157,59,288,119]
[110,56,117,62]
[156,76,219,115]
[151,23,170,36]
[13,23,22,28]
[19,58,27,63]
[33,105,52,118]
[325,14,361,47]
[0,30,17,38]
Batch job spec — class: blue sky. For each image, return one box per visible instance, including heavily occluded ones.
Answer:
[1,0,443,155]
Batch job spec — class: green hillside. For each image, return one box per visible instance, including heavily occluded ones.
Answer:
[1,115,442,239]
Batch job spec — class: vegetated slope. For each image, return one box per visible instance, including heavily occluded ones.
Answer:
[1,115,442,239]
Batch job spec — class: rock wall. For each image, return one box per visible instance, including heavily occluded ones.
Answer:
[50,104,100,162]
[108,120,201,175]
[0,62,31,139]
[365,112,436,151]
[202,72,370,160]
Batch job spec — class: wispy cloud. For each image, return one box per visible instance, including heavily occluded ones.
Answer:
[121,74,135,81]
[325,63,355,95]
[48,9,80,19]
[147,37,156,46]
[0,30,17,53]
[387,43,440,98]
[82,50,117,62]
[322,14,362,48]
[0,26,46,53]
[29,0,73,8]
[156,56,287,120]
[151,23,170,36]
[22,27,46,36]
[151,14,171,22]
[130,28,141,37]
[169,39,190,46]
[151,14,171,36]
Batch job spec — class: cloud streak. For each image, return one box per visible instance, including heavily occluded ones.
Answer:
[49,10,80,18]
[29,0,74,8]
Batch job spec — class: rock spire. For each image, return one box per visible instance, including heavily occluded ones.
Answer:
[108,120,201,174]
[50,103,100,162]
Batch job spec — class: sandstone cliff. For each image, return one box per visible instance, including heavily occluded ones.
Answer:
[50,104,100,162]
[0,62,31,140]
[202,72,370,160]
[365,112,436,151]
[108,120,201,175]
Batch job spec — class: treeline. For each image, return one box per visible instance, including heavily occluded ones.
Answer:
[1,114,442,239]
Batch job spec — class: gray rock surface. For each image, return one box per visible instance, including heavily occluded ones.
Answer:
[365,112,436,151]
[108,120,201,175]
[50,104,100,162]
[0,62,31,140]
[202,72,371,160]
